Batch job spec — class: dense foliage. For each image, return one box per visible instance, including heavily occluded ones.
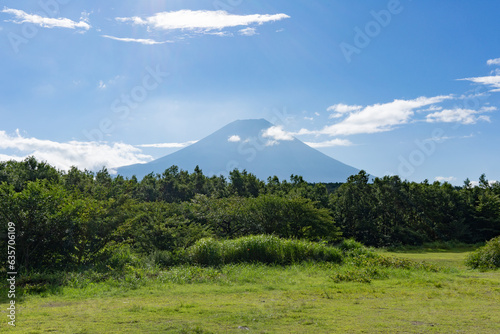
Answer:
[1,157,499,272]
[466,235,500,269]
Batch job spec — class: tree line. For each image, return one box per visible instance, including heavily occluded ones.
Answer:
[0,157,499,272]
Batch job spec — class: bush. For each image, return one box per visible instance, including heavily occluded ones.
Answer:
[338,238,365,252]
[147,249,188,267]
[191,195,341,242]
[101,243,141,271]
[186,238,224,266]
[466,236,500,270]
[337,238,375,258]
[186,235,343,266]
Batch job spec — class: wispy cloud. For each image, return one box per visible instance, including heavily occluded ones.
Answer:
[1,7,91,30]
[305,139,353,148]
[327,103,363,113]
[459,75,500,92]
[487,57,500,66]
[302,95,453,136]
[136,141,197,148]
[101,35,170,45]
[239,27,257,36]
[97,75,124,90]
[202,31,233,37]
[116,10,289,32]
[427,133,475,143]
[0,130,152,172]
[328,103,363,119]
[491,68,500,76]
[435,176,456,183]
[419,105,442,112]
[426,106,495,124]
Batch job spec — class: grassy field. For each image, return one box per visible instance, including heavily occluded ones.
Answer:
[1,249,499,333]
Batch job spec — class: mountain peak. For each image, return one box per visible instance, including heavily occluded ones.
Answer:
[215,118,274,136]
[117,120,359,182]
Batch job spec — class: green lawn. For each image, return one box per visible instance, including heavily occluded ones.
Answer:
[2,251,499,333]
[380,247,475,270]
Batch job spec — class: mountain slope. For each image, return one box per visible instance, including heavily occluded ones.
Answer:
[116,119,359,182]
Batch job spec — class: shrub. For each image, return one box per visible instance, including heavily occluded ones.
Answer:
[101,243,141,271]
[186,235,343,266]
[188,238,224,266]
[148,249,188,267]
[190,195,341,242]
[338,238,365,252]
[337,238,375,258]
[466,236,500,270]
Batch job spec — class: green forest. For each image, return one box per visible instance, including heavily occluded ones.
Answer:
[1,157,499,274]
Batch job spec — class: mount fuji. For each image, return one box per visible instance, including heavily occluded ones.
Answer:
[116,119,359,182]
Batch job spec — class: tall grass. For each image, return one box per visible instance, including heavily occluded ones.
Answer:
[186,235,343,266]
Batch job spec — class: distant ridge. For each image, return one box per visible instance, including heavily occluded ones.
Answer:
[116,119,359,182]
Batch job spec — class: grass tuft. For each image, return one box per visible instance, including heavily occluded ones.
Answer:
[186,235,343,266]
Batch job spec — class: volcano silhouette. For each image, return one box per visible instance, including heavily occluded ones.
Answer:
[116,119,359,182]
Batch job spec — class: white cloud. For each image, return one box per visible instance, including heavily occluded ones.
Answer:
[239,27,257,36]
[116,10,289,32]
[0,130,152,171]
[428,133,475,143]
[228,135,241,143]
[262,126,294,141]
[469,180,499,187]
[304,139,353,148]
[328,104,363,119]
[137,141,197,148]
[481,106,498,112]
[314,95,453,136]
[419,105,442,112]
[0,153,24,162]
[329,113,344,119]
[202,31,233,37]
[2,7,91,30]
[261,126,295,146]
[101,35,170,45]
[96,75,124,90]
[435,176,456,183]
[487,58,500,66]
[459,75,500,92]
[426,107,494,124]
[457,91,489,100]
[327,103,362,113]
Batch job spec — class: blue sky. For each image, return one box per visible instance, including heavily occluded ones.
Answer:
[1,0,499,184]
